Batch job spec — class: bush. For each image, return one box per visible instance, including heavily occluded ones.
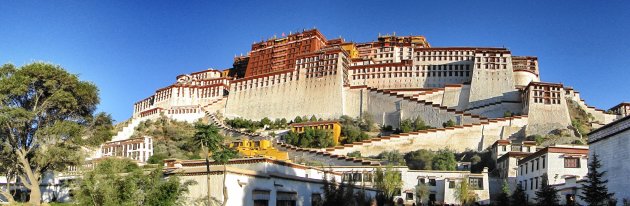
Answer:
[347,151,362,158]
[442,119,456,128]
[283,128,334,148]
[376,151,405,165]
[503,111,513,117]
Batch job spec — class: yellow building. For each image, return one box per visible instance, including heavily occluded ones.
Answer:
[220,69,231,78]
[290,121,342,145]
[228,139,289,161]
[340,43,359,59]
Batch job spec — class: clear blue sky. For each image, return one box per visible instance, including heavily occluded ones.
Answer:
[1,1,629,122]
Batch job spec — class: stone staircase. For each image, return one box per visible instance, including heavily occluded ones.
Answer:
[111,116,145,142]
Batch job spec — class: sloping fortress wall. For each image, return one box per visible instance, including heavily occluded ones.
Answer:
[327,116,529,156]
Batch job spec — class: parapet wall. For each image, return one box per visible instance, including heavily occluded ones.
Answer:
[327,116,528,156]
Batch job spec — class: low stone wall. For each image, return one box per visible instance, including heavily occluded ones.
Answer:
[326,116,528,157]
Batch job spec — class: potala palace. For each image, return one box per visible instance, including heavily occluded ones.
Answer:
[48,29,630,205]
[123,29,625,154]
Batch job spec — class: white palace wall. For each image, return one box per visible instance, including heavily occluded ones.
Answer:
[467,53,518,109]
[225,71,345,121]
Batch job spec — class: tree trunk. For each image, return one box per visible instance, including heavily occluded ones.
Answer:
[204,146,211,206]
[221,164,228,206]
[0,189,15,204]
[16,149,41,206]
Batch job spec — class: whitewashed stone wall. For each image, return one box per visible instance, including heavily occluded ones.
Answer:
[589,123,630,203]
[466,102,523,119]
[329,116,528,156]
[364,89,480,129]
[225,74,344,121]
[467,53,516,108]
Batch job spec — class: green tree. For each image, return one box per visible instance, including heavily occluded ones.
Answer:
[404,149,435,170]
[293,116,303,123]
[432,149,457,170]
[309,115,318,122]
[534,174,559,206]
[374,165,403,204]
[74,158,194,206]
[192,123,224,206]
[579,154,615,206]
[0,63,114,205]
[260,117,271,128]
[497,180,511,206]
[454,178,478,206]
[510,183,528,206]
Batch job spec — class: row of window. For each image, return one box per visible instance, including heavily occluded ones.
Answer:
[252,190,317,206]
[295,54,338,64]
[134,98,154,112]
[353,64,472,74]
[418,56,474,61]
[520,176,542,191]
[352,71,471,80]
[520,155,546,175]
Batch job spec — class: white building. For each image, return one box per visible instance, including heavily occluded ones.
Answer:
[492,140,536,191]
[164,158,378,206]
[552,176,586,206]
[328,165,491,205]
[588,115,630,203]
[516,145,588,203]
[98,136,153,163]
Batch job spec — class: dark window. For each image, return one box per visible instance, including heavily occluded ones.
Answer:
[449,180,455,188]
[564,158,580,168]
[276,192,297,206]
[542,156,546,169]
[253,190,270,206]
[311,194,322,206]
[406,192,414,200]
[469,177,483,190]
[429,179,436,186]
